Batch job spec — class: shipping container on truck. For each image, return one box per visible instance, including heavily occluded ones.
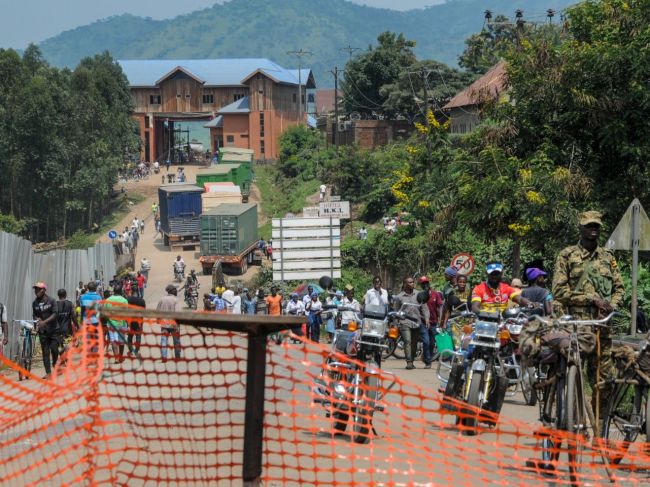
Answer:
[199,203,259,275]
[201,186,243,211]
[158,184,203,249]
[195,164,252,202]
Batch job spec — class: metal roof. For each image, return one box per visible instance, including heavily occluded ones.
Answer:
[204,115,223,128]
[217,96,250,114]
[117,58,314,88]
[444,61,507,110]
[197,164,242,175]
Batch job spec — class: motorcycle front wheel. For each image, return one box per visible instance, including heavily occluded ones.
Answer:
[393,336,405,359]
[352,366,380,444]
[462,370,483,436]
[521,365,537,406]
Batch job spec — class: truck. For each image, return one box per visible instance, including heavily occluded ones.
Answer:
[195,164,252,202]
[158,184,203,249]
[199,203,260,275]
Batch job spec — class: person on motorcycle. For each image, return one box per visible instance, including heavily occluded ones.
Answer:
[364,276,389,308]
[340,285,361,330]
[522,267,553,316]
[471,262,531,313]
[418,276,443,369]
[440,267,460,327]
[173,256,186,279]
[179,271,199,301]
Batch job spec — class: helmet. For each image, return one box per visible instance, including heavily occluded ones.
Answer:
[418,276,430,284]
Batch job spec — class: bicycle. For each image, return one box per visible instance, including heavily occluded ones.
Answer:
[599,338,650,464]
[13,320,38,381]
[527,312,616,486]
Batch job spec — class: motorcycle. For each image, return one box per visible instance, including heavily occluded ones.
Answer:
[312,303,400,443]
[500,307,538,406]
[442,310,509,435]
[173,265,185,283]
[184,283,199,310]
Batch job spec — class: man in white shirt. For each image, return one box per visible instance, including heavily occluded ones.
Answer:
[286,293,306,338]
[231,288,242,314]
[222,286,235,311]
[302,285,314,307]
[364,276,389,308]
[340,285,361,328]
[319,184,327,201]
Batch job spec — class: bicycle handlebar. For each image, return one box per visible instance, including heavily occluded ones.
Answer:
[530,311,618,327]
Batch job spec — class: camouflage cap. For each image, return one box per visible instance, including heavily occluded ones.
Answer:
[579,211,602,226]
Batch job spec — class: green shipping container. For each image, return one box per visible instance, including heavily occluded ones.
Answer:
[196,163,252,188]
[200,203,258,257]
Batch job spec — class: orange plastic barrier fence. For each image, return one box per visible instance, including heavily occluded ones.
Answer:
[0,308,649,486]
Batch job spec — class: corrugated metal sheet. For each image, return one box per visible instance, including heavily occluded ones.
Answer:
[0,231,116,362]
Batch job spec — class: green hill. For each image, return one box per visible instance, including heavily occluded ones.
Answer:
[39,0,576,86]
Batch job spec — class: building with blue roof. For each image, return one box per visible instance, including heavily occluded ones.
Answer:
[119,58,316,161]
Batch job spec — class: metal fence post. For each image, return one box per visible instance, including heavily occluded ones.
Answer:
[242,331,268,487]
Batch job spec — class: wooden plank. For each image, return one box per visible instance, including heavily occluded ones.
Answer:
[272,218,340,228]
[274,249,341,259]
[272,228,340,239]
[273,239,340,249]
[273,269,341,281]
[273,259,341,271]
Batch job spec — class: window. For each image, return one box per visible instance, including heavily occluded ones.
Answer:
[234,93,244,102]
[301,94,305,105]
[307,93,315,103]
[259,112,265,138]
[260,140,265,154]
[185,94,191,99]
[202,94,214,104]
[292,93,297,103]
[226,135,235,145]
[258,89,264,94]
[149,94,161,105]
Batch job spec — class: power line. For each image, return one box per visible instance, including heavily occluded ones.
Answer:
[340,45,361,60]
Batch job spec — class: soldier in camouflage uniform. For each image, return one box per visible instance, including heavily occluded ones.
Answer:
[552,210,625,417]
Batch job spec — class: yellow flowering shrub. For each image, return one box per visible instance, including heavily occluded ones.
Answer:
[525,190,546,205]
[508,223,531,237]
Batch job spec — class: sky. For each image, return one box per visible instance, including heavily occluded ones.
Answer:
[0,0,446,49]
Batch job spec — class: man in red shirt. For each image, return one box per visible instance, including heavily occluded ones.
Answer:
[418,276,443,368]
[135,271,146,298]
[471,261,530,313]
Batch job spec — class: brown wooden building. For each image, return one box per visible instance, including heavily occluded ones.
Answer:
[118,59,316,161]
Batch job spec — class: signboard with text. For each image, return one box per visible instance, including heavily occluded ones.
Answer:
[319,201,350,219]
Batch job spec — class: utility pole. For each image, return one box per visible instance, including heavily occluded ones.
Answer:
[287,48,312,125]
[330,66,339,155]
[339,45,360,61]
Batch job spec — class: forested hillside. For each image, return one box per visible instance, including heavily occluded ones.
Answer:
[38,0,576,86]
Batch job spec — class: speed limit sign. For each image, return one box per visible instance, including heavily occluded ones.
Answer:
[450,253,475,276]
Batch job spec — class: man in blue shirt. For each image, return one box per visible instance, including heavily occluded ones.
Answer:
[242,289,257,315]
[79,281,103,352]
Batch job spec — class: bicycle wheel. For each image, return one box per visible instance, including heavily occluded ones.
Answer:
[601,382,642,464]
[566,365,585,486]
[393,336,405,359]
[521,365,537,406]
[19,335,33,380]
[381,337,397,360]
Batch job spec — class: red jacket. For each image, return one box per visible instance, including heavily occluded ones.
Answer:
[426,290,443,325]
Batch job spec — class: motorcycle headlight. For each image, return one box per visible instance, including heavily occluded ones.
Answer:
[362,318,386,337]
[334,383,346,395]
[474,321,498,339]
[507,323,523,335]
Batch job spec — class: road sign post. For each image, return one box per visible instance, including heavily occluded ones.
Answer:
[606,198,650,336]
[450,253,475,276]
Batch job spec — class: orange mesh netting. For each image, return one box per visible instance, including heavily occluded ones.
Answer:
[1,307,649,486]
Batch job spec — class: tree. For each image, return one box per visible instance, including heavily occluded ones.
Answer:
[496,0,650,222]
[380,60,476,122]
[458,15,519,74]
[342,32,416,117]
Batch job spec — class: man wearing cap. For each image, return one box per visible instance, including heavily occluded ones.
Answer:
[552,210,624,418]
[440,267,460,327]
[32,282,59,379]
[418,276,443,369]
[522,268,553,316]
[157,284,181,362]
[471,262,530,313]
